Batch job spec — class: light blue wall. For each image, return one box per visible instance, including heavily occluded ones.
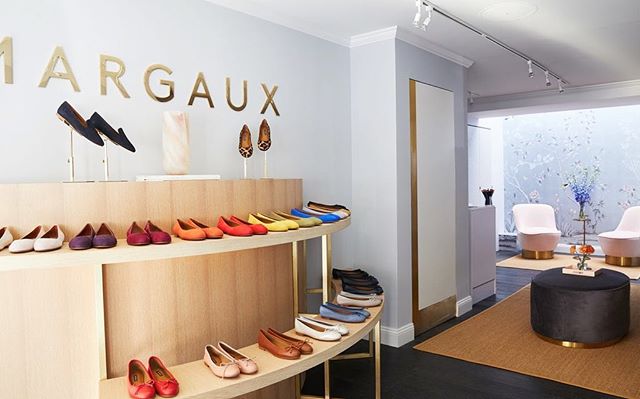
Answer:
[503,104,640,235]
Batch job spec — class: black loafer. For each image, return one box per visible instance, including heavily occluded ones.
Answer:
[56,102,104,146]
[87,112,136,152]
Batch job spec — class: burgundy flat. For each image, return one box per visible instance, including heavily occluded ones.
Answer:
[127,222,151,246]
[144,221,172,245]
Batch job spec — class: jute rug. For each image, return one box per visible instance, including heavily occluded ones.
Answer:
[415,286,640,398]
[498,254,640,279]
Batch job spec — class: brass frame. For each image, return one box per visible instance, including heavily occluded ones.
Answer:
[409,79,457,335]
[294,234,381,399]
[605,255,640,267]
[522,249,555,260]
[535,333,623,349]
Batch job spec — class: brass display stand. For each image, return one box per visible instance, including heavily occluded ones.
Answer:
[294,234,382,399]
[67,126,76,182]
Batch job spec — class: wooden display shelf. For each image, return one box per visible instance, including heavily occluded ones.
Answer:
[0,218,350,272]
[100,305,382,399]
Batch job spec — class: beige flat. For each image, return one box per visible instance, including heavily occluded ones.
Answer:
[9,225,44,253]
[0,227,13,251]
[203,344,241,379]
[218,341,258,375]
[34,225,65,252]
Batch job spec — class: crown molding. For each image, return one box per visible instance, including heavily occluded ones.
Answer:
[204,1,474,67]
[394,27,474,68]
[349,26,474,68]
[350,26,399,47]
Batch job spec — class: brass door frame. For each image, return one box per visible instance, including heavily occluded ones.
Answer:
[410,79,457,336]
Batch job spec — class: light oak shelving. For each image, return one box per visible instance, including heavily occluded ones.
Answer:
[100,306,382,399]
[0,179,380,399]
[0,219,350,272]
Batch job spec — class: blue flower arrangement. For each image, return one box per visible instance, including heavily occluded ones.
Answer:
[564,166,599,220]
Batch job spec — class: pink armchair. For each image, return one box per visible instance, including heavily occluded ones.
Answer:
[513,204,561,259]
[598,206,640,266]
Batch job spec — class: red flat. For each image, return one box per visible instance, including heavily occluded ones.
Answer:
[217,216,253,237]
[147,356,179,398]
[230,216,268,235]
[127,359,155,399]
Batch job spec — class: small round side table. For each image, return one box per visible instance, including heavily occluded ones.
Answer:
[530,267,630,348]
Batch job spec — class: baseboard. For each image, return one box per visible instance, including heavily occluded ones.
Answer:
[380,323,415,348]
[456,296,473,317]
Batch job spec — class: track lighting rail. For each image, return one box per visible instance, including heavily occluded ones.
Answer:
[417,0,569,91]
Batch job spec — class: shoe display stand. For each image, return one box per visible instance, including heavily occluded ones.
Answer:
[0,179,382,399]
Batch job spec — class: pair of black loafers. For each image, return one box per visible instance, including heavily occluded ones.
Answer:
[56,101,135,152]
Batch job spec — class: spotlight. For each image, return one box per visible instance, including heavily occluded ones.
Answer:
[422,4,433,30]
[413,0,422,28]
[544,71,551,87]
[558,79,564,93]
[527,60,534,78]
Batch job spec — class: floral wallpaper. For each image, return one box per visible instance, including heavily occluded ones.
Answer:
[503,105,640,237]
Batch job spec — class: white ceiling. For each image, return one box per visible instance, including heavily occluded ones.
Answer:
[205,0,640,97]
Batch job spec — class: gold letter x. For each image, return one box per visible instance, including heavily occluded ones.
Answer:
[260,83,280,116]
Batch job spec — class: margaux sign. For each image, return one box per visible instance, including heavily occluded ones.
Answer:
[0,36,280,116]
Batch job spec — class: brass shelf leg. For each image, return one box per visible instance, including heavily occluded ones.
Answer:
[321,234,332,303]
[292,241,299,317]
[374,321,381,399]
[323,361,331,399]
[95,264,107,380]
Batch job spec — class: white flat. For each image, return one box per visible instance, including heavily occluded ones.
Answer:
[295,317,341,341]
[337,294,382,308]
[300,315,349,336]
[34,225,65,252]
[339,291,383,301]
[9,225,44,253]
[0,227,13,251]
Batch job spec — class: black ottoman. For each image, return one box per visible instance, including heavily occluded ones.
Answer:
[531,267,630,348]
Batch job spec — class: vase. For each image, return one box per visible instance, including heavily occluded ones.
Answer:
[578,202,586,220]
[162,111,190,175]
[482,192,493,206]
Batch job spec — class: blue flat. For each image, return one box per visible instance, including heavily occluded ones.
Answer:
[291,208,340,223]
[323,302,370,318]
[320,304,367,323]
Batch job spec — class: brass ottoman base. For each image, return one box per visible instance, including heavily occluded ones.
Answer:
[522,249,554,260]
[535,333,623,349]
[605,255,640,267]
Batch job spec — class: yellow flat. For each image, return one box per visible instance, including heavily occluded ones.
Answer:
[248,213,289,232]
[271,211,317,228]
[262,212,299,230]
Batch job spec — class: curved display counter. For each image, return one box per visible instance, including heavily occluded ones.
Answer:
[100,305,382,399]
[0,179,379,399]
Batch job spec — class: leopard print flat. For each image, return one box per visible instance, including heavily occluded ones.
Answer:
[257,119,271,152]
[238,124,253,158]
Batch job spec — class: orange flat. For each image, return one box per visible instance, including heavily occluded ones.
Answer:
[188,218,224,239]
[172,219,206,241]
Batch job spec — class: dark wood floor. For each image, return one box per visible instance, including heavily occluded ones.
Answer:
[302,251,622,399]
